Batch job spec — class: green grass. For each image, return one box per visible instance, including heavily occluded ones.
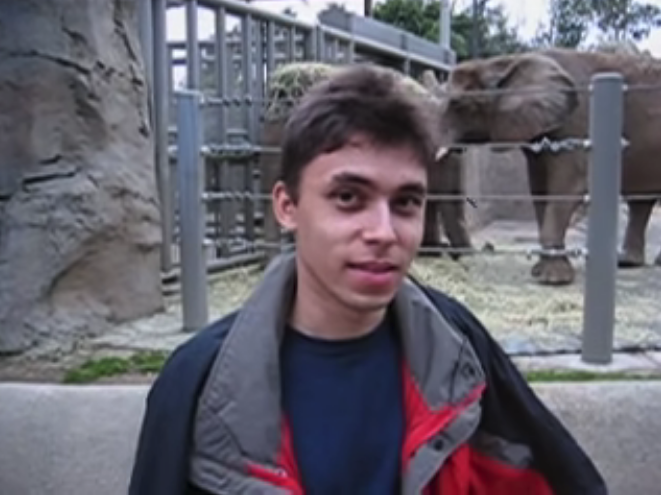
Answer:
[523,369,661,382]
[62,349,659,385]
[62,350,170,384]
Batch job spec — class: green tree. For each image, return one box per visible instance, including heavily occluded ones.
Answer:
[531,0,594,48]
[532,0,661,49]
[372,0,528,61]
[590,0,661,41]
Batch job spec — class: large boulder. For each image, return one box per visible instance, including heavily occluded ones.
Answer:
[0,0,163,355]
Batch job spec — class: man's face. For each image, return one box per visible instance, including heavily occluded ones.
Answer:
[273,134,428,314]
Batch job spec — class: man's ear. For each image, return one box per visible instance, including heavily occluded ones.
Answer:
[272,180,298,232]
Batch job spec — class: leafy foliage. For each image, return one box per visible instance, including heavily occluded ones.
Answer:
[532,0,661,49]
[531,0,594,48]
[372,0,528,61]
[591,0,661,42]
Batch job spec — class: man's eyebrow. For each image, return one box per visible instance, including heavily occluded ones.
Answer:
[329,172,373,187]
[398,183,427,195]
[329,172,427,194]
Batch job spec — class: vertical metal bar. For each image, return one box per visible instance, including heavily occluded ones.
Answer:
[176,90,208,332]
[215,7,228,140]
[186,0,200,89]
[581,72,624,364]
[330,38,338,64]
[305,26,317,61]
[266,21,276,74]
[347,40,355,63]
[138,0,154,92]
[471,0,479,59]
[215,7,231,258]
[316,28,325,62]
[439,0,451,48]
[152,0,173,272]
[254,21,264,130]
[287,26,296,62]
[242,14,256,243]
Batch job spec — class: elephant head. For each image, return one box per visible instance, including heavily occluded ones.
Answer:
[421,53,580,154]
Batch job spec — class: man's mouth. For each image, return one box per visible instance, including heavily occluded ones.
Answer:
[347,261,398,273]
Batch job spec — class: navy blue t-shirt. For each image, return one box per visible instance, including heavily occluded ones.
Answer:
[280,314,405,494]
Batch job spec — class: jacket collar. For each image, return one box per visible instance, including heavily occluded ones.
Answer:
[189,251,485,491]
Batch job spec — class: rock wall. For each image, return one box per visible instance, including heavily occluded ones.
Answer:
[0,0,163,354]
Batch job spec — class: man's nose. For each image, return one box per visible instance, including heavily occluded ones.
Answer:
[363,203,396,243]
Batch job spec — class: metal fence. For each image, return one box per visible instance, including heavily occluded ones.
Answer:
[137,0,455,279]
[174,71,632,366]
[138,0,647,366]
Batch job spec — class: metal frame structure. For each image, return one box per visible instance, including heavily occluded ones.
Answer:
[139,0,630,365]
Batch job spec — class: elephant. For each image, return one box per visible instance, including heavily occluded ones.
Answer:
[256,61,473,261]
[421,47,661,286]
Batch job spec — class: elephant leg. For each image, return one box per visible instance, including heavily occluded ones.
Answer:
[619,199,655,268]
[439,197,473,260]
[422,151,473,259]
[533,154,586,286]
[524,150,548,277]
[421,201,443,257]
[534,196,584,285]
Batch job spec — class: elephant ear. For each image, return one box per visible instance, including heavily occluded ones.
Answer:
[484,53,579,142]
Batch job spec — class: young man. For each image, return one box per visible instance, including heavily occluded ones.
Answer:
[128,65,606,495]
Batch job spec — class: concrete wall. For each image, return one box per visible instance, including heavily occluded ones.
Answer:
[1,381,658,495]
[463,147,534,232]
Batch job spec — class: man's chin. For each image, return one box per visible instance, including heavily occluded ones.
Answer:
[342,289,398,313]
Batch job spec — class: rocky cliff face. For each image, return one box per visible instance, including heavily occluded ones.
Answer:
[0,0,163,354]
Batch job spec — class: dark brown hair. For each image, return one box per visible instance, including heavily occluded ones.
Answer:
[278,64,436,201]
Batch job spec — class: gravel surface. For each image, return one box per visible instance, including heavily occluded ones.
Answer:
[88,208,661,356]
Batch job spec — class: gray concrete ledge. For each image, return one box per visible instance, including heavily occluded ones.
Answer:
[0,381,659,495]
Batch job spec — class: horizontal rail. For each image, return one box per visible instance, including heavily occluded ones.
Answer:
[197,0,314,29]
[198,189,661,204]
[208,238,589,259]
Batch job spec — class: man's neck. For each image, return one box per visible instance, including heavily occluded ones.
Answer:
[289,299,386,341]
[288,265,387,341]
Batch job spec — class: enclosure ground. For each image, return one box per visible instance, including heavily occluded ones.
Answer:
[2,211,661,383]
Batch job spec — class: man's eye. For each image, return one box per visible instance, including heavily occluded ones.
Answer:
[393,195,423,212]
[332,189,362,209]
[338,191,355,202]
[333,189,358,203]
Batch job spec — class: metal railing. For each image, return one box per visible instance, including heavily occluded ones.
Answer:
[137,0,455,276]
[173,72,630,365]
[137,0,653,366]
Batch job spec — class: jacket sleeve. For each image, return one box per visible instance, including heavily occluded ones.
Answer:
[128,320,232,495]
[422,286,608,495]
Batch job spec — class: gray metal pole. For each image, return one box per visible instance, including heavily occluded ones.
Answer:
[186,0,200,89]
[176,90,208,332]
[439,0,451,48]
[152,0,174,272]
[581,72,624,364]
[471,0,478,59]
[137,0,154,88]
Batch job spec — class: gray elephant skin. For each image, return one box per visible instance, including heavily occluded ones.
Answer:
[256,62,473,261]
[424,47,661,285]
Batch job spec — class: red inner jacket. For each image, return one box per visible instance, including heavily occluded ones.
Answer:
[246,364,555,494]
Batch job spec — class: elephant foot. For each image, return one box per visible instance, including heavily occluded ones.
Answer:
[531,256,575,286]
[419,240,472,261]
[654,252,661,267]
[450,245,474,261]
[618,250,646,268]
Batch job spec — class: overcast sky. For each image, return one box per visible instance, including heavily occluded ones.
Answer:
[167,0,661,55]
